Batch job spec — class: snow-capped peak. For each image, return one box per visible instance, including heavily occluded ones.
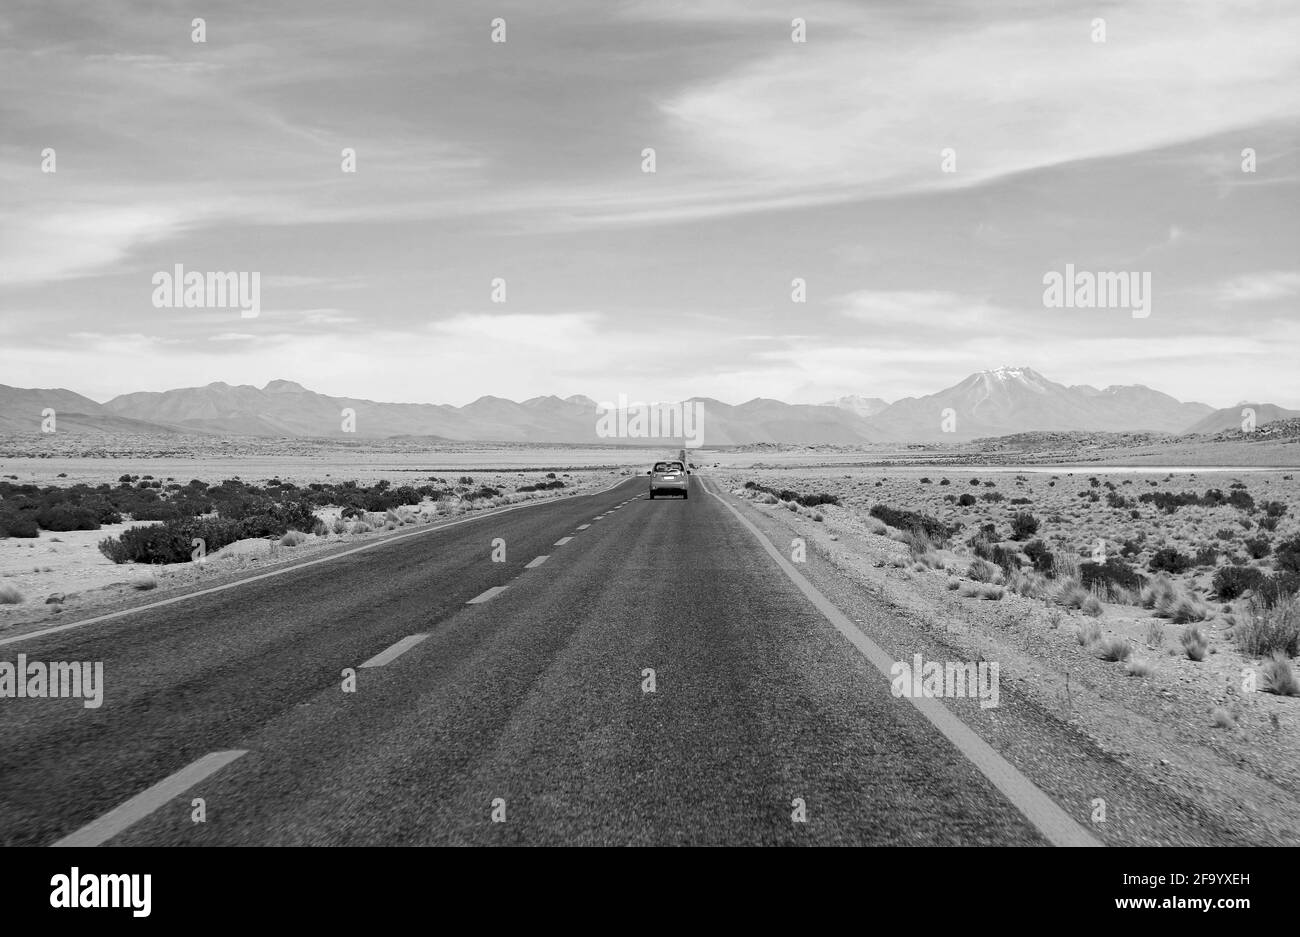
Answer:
[988,366,1034,380]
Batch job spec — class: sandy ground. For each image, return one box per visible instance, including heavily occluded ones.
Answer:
[714,467,1300,843]
[0,447,669,485]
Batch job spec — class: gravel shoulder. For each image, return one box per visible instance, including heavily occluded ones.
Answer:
[710,471,1300,846]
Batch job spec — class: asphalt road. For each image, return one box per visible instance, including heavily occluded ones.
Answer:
[0,475,1055,846]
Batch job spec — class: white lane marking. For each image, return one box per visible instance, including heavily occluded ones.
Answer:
[525,555,549,569]
[0,476,640,649]
[51,750,248,847]
[467,586,507,604]
[360,633,429,668]
[554,537,573,546]
[577,524,590,530]
[705,480,1102,849]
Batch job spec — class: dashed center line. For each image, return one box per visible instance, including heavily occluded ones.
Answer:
[467,586,507,604]
[360,633,429,668]
[577,524,590,530]
[525,555,549,568]
[51,750,248,847]
[554,537,573,545]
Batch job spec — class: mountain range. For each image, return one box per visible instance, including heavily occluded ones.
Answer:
[0,367,1290,444]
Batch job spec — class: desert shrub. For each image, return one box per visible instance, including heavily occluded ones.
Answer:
[1125,658,1154,677]
[1213,565,1267,600]
[1076,621,1102,645]
[1057,578,1090,610]
[280,530,308,547]
[1053,550,1081,582]
[100,524,194,565]
[1261,653,1299,696]
[0,511,40,538]
[1260,571,1300,606]
[980,584,1004,600]
[1008,569,1047,598]
[900,528,935,557]
[1193,545,1218,567]
[1235,593,1300,658]
[237,505,308,538]
[980,492,1004,503]
[1180,625,1208,661]
[1160,591,1209,624]
[1244,535,1271,560]
[957,493,976,507]
[98,500,316,564]
[1096,636,1132,661]
[1008,512,1039,540]
[967,558,1000,583]
[126,501,182,522]
[1023,539,1054,574]
[33,503,101,532]
[745,482,839,508]
[1140,574,1177,609]
[0,584,23,604]
[868,505,955,543]
[1273,535,1300,575]
[1148,547,1193,575]
[1080,557,1145,593]
[1081,594,1104,617]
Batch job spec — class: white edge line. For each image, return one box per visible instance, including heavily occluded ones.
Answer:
[360,633,429,668]
[704,479,1102,848]
[50,750,248,847]
[0,476,636,649]
[467,586,507,605]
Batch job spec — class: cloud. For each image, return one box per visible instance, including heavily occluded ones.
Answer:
[655,0,1300,207]
[1213,271,1300,302]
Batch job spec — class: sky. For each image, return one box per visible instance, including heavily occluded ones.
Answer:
[1,0,1297,408]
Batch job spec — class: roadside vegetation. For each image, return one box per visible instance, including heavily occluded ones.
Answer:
[0,473,576,566]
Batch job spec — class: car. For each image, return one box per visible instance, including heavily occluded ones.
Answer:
[647,460,688,499]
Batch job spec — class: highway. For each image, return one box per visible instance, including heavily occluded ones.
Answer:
[0,475,1094,846]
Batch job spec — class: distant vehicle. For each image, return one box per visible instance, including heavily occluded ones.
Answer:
[647,460,688,499]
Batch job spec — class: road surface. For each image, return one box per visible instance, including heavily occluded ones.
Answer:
[0,475,1088,846]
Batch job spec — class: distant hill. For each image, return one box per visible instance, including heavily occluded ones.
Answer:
[0,384,177,435]
[821,394,890,419]
[867,366,1213,441]
[1184,403,1300,435]
[0,368,1263,444]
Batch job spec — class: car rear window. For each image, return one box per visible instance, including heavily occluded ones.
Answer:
[653,462,683,473]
